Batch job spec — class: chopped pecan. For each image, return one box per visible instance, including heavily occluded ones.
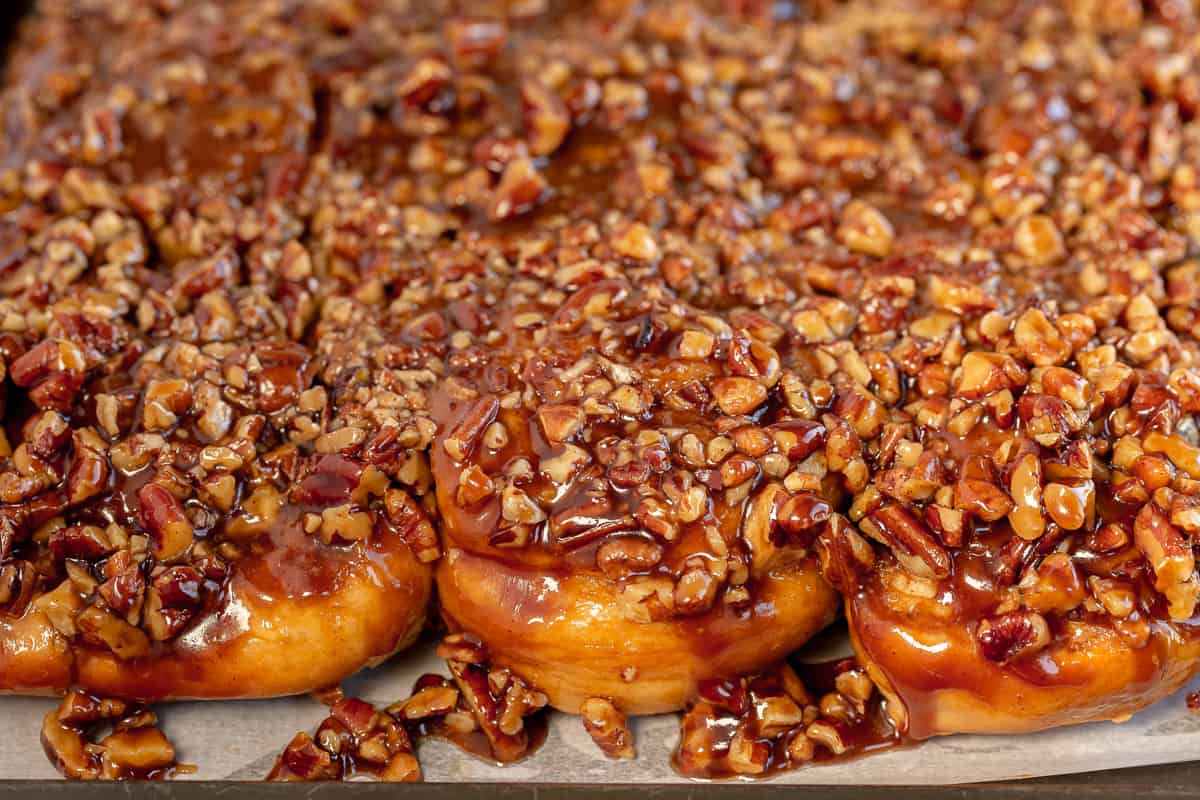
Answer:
[976,610,1050,663]
[489,158,547,222]
[443,396,500,462]
[712,377,768,416]
[137,483,193,560]
[521,80,570,157]
[580,697,634,759]
[536,403,584,444]
[43,691,181,780]
[447,659,547,763]
[1133,504,1198,620]
[65,432,110,506]
[859,504,951,579]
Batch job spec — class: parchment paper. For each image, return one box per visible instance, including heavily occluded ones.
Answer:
[3,626,1199,784]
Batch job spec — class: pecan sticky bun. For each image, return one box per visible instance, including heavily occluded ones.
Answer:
[6,0,1200,779]
[0,0,438,700]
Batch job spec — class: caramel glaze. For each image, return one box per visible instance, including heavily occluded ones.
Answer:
[8,0,1200,778]
[842,392,1200,739]
[1,3,315,191]
[433,381,840,713]
[70,533,431,701]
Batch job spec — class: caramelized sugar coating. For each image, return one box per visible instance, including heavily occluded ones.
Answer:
[393,0,1200,728]
[290,2,846,715]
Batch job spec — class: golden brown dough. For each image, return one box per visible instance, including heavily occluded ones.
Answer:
[438,546,836,715]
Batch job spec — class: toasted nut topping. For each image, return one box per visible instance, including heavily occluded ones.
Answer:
[444,397,500,462]
[13,0,1200,772]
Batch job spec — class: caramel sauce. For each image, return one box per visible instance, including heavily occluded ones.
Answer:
[230,507,349,602]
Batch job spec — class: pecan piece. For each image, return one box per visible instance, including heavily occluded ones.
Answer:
[65,432,110,506]
[859,504,951,579]
[536,403,584,444]
[815,514,875,593]
[11,339,87,411]
[389,685,460,721]
[580,697,634,759]
[596,536,663,580]
[837,200,893,257]
[521,80,570,157]
[75,606,151,661]
[673,557,719,615]
[955,352,1027,400]
[49,524,113,562]
[443,396,500,462]
[489,158,547,222]
[954,475,1015,522]
[976,610,1050,663]
[1134,504,1199,620]
[712,377,768,416]
[1007,453,1045,541]
[268,733,340,781]
[137,483,193,560]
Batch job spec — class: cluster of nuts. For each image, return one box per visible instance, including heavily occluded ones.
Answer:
[268,695,422,782]
[810,292,1200,663]
[674,660,888,777]
[41,690,185,780]
[269,633,549,782]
